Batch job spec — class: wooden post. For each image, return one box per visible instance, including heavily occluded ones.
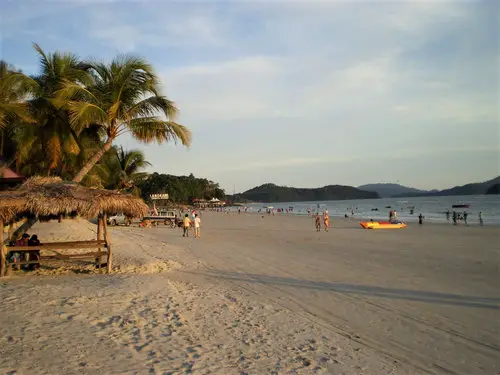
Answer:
[103,214,112,273]
[1,220,5,277]
[8,223,14,243]
[96,216,103,269]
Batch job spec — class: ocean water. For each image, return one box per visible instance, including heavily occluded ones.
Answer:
[241,195,500,225]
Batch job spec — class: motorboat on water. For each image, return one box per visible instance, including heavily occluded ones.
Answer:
[360,221,407,229]
[452,204,471,208]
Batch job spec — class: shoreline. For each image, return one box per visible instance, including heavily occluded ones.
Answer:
[216,210,499,227]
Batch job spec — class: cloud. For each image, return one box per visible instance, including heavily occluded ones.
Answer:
[84,3,227,52]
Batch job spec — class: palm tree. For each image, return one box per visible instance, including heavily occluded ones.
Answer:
[0,61,35,158]
[107,146,151,194]
[56,55,191,183]
[17,44,94,175]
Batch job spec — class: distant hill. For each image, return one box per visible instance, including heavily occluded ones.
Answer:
[435,176,500,196]
[390,176,500,197]
[230,183,379,203]
[485,183,500,195]
[357,183,429,198]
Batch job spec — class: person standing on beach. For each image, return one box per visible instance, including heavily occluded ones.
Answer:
[194,214,201,238]
[183,214,191,237]
[323,212,330,232]
[315,214,321,232]
[446,210,450,221]
[418,213,424,225]
[463,211,468,226]
[479,212,483,226]
[452,211,457,225]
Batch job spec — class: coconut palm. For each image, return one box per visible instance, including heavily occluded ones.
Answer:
[106,146,151,194]
[0,61,35,158]
[15,44,93,175]
[55,55,191,183]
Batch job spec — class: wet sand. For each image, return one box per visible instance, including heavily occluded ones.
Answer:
[0,213,498,374]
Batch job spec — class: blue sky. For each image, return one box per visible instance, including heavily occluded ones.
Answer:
[1,0,498,192]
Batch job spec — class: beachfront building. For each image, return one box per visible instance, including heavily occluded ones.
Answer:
[0,162,25,190]
[209,197,225,207]
[193,198,208,208]
[193,198,225,208]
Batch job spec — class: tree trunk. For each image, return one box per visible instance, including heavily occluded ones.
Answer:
[0,130,4,156]
[72,137,114,183]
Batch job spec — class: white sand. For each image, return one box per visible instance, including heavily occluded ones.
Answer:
[1,214,499,374]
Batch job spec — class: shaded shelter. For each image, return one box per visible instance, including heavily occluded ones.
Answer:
[0,177,148,276]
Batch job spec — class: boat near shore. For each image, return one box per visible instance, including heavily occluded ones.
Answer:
[360,221,407,229]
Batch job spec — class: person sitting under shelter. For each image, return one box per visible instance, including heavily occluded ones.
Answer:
[27,234,41,270]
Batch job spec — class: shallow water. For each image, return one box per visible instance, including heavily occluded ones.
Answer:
[241,195,500,225]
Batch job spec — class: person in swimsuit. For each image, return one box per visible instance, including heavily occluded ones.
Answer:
[323,212,330,232]
[315,214,321,232]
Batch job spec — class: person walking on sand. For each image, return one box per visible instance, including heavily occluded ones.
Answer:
[315,214,321,232]
[194,214,201,238]
[479,211,483,226]
[323,211,330,231]
[183,214,191,237]
[463,211,468,226]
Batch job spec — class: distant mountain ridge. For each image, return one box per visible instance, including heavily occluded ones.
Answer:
[361,176,500,198]
[229,183,379,203]
[229,176,500,202]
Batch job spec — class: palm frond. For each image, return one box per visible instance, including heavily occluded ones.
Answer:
[128,117,191,146]
[128,95,179,120]
[67,101,107,133]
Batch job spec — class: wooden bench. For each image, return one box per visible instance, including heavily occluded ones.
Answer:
[5,240,109,271]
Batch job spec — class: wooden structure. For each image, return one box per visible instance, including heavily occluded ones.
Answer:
[193,198,208,208]
[0,177,148,277]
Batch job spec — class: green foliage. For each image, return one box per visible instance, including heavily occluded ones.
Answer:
[139,172,226,204]
[102,146,151,195]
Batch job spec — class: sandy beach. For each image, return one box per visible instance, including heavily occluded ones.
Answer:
[1,213,499,374]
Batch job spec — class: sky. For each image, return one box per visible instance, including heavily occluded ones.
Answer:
[0,0,498,193]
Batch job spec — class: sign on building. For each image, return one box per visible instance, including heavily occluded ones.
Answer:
[150,193,169,200]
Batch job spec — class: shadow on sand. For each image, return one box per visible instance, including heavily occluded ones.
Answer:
[185,270,500,310]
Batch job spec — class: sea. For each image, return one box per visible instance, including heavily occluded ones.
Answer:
[236,195,500,225]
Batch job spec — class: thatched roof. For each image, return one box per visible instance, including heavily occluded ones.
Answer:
[0,177,149,223]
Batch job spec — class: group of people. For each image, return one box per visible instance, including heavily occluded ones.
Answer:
[7,233,41,271]
[182,211,201,238]
[314,210,330,232]
[389,209,398,222]
[445,210,483,226]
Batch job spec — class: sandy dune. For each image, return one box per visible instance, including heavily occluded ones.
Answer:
[1,213,499,374]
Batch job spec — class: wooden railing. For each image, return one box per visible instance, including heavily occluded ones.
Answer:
[1,214,113,277]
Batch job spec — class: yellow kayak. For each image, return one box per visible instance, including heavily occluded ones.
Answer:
[360,221,407,229]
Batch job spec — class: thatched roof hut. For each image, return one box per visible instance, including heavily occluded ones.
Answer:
[0,177,150,276]
[0,176,148,223]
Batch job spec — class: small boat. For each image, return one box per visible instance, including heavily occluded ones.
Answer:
[452,204,470,208]
[385,206,391,208]
[360,221,407,229]
[371,208,379,211]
